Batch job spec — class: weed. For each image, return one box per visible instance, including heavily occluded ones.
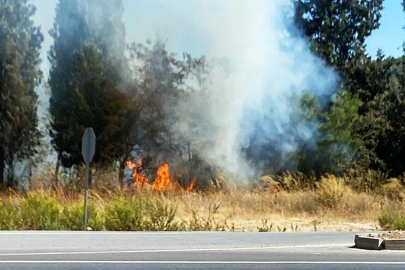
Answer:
[311,219,321,231]
[277,225,287,232]
[278,171,316,191]
[258,219,273,232]
[187,211,213,231]
[144,196,180,231]
[315,176,347,208]
[290,223,300,232]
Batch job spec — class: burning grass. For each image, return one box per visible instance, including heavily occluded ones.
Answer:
[0,174,403,232]
[1,166,404,231]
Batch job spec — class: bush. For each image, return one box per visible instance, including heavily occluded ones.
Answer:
[378,205,405,230]
[104,196,144,231]
[278,171,317,191]
[144,196,180,231]
[60,202,104,231]
[0,201,22,230]
[346,169,388,193]
[381,178,404,201]
[315,175,348,208]
[20,192,60,230]
[104,193,181,231]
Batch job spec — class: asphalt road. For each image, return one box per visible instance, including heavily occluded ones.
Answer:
[0,231,404,269]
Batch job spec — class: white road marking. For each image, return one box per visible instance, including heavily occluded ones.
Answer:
[0,244,350,257]
[0,261,404,264]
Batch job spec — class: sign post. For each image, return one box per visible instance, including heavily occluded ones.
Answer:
[82,128,96,231]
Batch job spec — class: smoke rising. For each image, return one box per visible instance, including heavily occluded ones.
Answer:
[153,0,338,181]
[32,0,338,181]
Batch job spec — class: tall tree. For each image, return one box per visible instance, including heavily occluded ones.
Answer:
[0,0,43,187]
[295,0,383,69]
[48,0,131,186]
[126,38,208,185]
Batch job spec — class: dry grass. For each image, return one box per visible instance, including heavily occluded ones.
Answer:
[1,173,404,232]
[173,188,380,232]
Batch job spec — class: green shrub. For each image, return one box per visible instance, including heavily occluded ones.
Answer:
[20,192,61,230]
[60,202,104,231]
[104,196,144,231]
[392,217,405,230]
[104,194,181,231]
[378,206,405,230]
[0,201,22,230]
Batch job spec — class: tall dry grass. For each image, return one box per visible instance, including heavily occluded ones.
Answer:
[1,172,404,232]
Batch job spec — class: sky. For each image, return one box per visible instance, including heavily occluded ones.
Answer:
[366,0,404,58]
[31,0,405,71]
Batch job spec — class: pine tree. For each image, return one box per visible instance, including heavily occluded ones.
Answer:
[0,0,43,187]
[48,0,131,185]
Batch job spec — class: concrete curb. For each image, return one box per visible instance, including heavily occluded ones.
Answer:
[385,239,405,250]
[355,234,384,250]
[355,233,405,250]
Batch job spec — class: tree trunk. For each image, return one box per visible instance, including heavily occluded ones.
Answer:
[118,160,126,189]
[7,159,14,188]
[53,157,61,190]
[0,148,4,188]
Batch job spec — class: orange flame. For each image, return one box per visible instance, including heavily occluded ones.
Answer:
[126,160,149,187]
[152,163,172,191]
[186,177,197,192]
[125,160,196,192]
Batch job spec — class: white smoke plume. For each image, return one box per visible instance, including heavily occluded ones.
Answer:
[143,0,338,181]
[32,0,338,181]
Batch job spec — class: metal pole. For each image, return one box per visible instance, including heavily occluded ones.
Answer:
[83,163,89,231]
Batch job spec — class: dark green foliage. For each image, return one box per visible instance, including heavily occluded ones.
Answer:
[126,38,208,182]
[318,91,366,172]
[0,0,43,186]
[295,0,383,68]
[345,53,405,175]
[48,0,132,171]
[294,0,405,178]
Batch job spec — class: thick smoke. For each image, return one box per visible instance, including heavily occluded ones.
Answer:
[32,0,338,182]
[155,0,338,181]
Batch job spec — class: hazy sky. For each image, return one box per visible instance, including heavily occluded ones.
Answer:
[31,0,405,72]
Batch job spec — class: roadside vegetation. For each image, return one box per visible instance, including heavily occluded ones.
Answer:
[2,0,405,232]
[1,171,404,232]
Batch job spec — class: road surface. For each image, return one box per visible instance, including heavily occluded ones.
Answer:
[0,231,404,269]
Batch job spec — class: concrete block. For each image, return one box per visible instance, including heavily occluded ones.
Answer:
[355,234,383,250]
[384,239,405,250]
